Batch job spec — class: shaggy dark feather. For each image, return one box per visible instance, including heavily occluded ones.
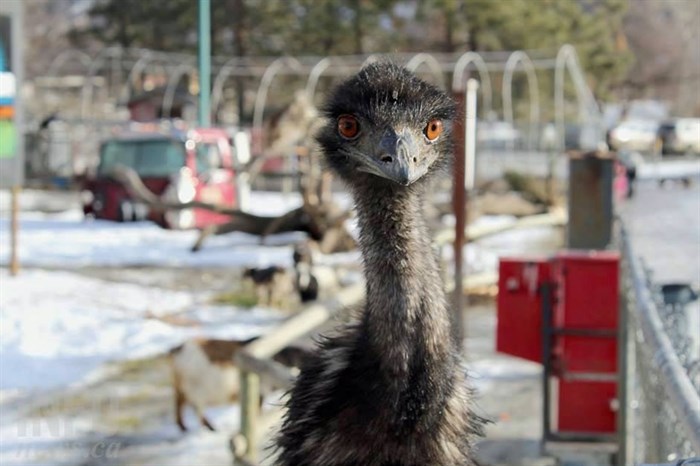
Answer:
[274,63,485,466]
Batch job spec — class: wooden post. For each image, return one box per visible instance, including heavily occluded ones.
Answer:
[10,185,20,276]
[460,78,479,347]
[567,152,614,249]
[239,370,260,462]
[452,90,466,345]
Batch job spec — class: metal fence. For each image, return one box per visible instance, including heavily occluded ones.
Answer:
[620,224,700,464]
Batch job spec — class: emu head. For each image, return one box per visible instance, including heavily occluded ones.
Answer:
[317,62,456,189]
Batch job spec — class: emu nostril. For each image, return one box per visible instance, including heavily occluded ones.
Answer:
[381,155,393,163]
[412,157,417,163]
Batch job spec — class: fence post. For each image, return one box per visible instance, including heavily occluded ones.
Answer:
[617,250,629,466]
[568,151,614,249]
[239,370,260,462]
[198,0,211,127]
[451,88,466,344]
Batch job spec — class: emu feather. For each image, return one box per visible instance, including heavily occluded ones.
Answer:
[274,63,484,466]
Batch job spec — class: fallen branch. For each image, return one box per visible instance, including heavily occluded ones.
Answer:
[110,165,243,216]
[110,165,355,253]
[190,208,324,252]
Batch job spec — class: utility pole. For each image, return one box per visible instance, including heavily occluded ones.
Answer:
[198,0,211,127]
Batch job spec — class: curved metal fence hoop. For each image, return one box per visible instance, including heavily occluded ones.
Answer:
[451,51,493,118]
[405,53,446,89]
[305,57,333,102]
[211,58,245,118]
[46,49,92,77]
[118,53,155,104]
[554,44,602,150]
[80,47,124,119]
[252,56,304,136]
[502,50,540,150]
[162,62,197,119]
[361,54,382,68]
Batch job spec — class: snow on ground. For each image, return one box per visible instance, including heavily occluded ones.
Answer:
[0,189,557,397]
[636,157,700,179]
[0,188,564,465]
[0,191,319,269]
[0,267,285,466]
[0,268,284,393]
[1,189,547,275]
[0,215,308,269]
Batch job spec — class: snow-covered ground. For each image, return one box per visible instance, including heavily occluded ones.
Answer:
[635,157,700,180]
[0,188,557,394]
[0,189,558,277]
[0,267,286,466]
[0,188,562,465]
[0,190,313,465]
[0,269,286,393]
[0,191,322,269]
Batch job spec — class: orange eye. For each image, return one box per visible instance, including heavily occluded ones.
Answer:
[337,114,360,139]
[424,119,443,141]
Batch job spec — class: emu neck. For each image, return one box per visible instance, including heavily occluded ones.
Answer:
[353,183,453,374]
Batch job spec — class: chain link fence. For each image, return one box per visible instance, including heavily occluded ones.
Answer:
[620,224,700,464]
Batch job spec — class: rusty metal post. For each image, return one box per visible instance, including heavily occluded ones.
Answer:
[567,151,614,249]
[452,90,466,344]
[10,186,20,276]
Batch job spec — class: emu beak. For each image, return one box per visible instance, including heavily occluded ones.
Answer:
[359,130,427,186]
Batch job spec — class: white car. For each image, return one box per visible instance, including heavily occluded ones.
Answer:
[672,118,700,154]
[477,120,522,149]
[608,119,659,153]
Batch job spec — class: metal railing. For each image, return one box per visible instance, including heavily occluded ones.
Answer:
[620,224,700,464]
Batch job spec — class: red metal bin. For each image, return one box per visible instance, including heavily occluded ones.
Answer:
[496,251,621,443]
[550,251,620,435]
[496,257,550,363]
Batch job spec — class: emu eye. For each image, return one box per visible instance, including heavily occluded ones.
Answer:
[424,119,443,141]
[337,114,360,139]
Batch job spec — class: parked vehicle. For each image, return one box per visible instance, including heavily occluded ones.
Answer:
[82,124,237,229]
[657,118,700,156]
[607,119,659,153]
[477,120,522,149]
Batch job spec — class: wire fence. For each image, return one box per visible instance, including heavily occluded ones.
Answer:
[620,224,700,464]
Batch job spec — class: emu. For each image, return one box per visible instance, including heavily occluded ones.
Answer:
[274,63,484,465]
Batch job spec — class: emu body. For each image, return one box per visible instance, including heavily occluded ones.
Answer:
[275,63,483,466]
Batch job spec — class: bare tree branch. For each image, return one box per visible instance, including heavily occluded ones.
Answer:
[110,165,244,216]
[109,165,354,253]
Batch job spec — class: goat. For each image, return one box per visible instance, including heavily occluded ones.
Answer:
[169,338,311,432]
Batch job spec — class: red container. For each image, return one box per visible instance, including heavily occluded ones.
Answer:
[551,251,620,330]
[551,251,620,434]
[496,257,550,364]
[557,380,617,433]
[551,251,620,375]
[497,251,620,437]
